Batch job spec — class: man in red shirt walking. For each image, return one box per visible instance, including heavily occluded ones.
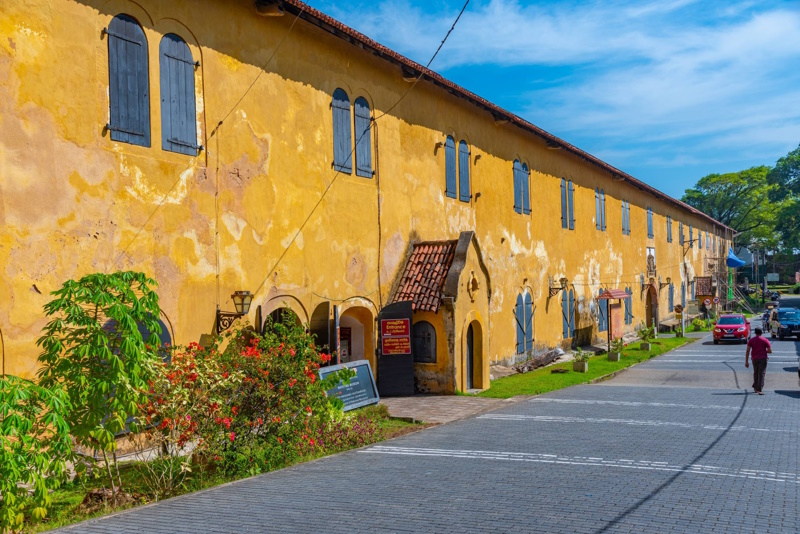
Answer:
[746,327,772,395]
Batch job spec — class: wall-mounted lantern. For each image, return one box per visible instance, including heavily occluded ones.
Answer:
[216,290,253,334]
[548,277,568,298]
[659,277,671,291]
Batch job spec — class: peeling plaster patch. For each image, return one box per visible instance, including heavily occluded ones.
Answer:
[222,243,243,277]
[533,241,548,263]
[504,231,534,257]
[181,230,215,279]
[251,227,265,245]
[345,251,367,290]
[222,213,247,241]
[315,128,322,145]
[380,232,405,281]
[296,133,304,153]
[281,230,303,250]
[124,163,192,205]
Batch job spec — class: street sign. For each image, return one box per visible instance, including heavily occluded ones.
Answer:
[674,304,684,313]
[319,360,379,412]
[713,297,720,304]
[703,298,712,306]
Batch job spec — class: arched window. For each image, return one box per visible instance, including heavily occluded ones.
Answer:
[103,317,172,363]
[107,14,150,147]
[515,292,534,354]
[160,34,198,155]
[332,88,352,173]
[354,97,372,178]
[515,294,525,353]
[413,321,436,363]
[513,160,529,215]
[445,136,456,198]
[458,140,470,202]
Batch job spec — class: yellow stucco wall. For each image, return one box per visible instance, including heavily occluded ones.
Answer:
[0,0,731,382]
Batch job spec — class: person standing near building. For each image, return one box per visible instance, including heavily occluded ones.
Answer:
[745,327,772,395]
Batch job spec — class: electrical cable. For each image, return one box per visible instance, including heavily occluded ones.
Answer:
[250,0,471,298]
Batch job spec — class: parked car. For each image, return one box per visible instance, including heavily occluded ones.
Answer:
[713,314,751,344]
[769,307,800,340]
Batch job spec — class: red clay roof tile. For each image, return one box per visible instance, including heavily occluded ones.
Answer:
[393,240,457,313]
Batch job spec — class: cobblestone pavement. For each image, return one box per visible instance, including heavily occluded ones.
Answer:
[59,325,800,533]
[379,394,512,423]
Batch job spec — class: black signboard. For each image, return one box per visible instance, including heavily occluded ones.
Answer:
[319,360,379,411]
[377,301,415,396]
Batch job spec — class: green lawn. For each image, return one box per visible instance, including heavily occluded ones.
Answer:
[478,336,694,399]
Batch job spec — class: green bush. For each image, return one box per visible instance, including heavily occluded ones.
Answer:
[0,376,73,531]
[36,271,164,504]
[792,284,800,295]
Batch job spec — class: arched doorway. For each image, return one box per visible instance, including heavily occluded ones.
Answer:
[464,320,484,390]
[339,306,375,368]
[645,285,658,329]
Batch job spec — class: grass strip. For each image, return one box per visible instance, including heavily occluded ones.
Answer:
[478,336,695,399]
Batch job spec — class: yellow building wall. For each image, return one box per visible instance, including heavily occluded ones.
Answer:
[0,0,731,380]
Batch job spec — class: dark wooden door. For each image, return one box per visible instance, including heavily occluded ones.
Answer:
[466,324,474,390]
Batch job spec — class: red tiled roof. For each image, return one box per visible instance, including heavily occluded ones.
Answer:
[393,240,458,312]
[279,0,731,233]
[598,289,630,300]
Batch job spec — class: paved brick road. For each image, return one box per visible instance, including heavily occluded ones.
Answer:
[59,322,800,533]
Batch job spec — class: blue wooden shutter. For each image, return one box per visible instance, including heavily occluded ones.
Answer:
[595,188,600,230]
[522,163,530,214]
[681,282,686,308]
[561,290,569,338]
[354,97,372,178]
[679,222,684,245]
[669,284,674,312]
[622,201,627,234]
[160,34,197,155]
[568,180,575,230]
[513,160,522,214]
[107,14,150,147]
[560,178,567,228]
[458,140,470,202]
[627,202,631,235]
[689,225,693,247]
[331,88,352,173]
[647,208,653,238]
[600,189,606,230]
[598,288,607,332]
[515,294,525,354]
[524,293,533,352]
[568,289,576,337]
[445,136,456,198]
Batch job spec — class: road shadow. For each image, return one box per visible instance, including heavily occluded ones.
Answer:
[595,360,749,533]
[773,390,800,399]
[782,366,799,373]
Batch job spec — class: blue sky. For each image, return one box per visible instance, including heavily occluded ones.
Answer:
[312,0,800,199]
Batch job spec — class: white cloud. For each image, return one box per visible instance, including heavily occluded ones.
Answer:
[315,0,800,187]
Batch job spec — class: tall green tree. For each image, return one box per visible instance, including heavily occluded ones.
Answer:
[682,166,782,247]
[768,144,800,249]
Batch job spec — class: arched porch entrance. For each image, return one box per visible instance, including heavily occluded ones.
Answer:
[339,306,375,369]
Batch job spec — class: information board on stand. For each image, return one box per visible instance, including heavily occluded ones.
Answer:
[318,360,379,412]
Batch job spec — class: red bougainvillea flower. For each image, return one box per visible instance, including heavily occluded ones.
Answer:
[229,432,236,443]
[305,406,312,413]
[277,437,283,444]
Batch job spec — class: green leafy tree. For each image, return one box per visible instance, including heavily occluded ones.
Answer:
[0,376,72,532]
[768,144,800,249]
[682,166,782,247]
[36,271,163,505]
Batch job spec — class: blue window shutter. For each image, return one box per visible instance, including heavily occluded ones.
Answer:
[647,208,652,238]
[560,178,567,228]
[515,294,525,354]
[445,136,456,198]
[107,14,150,147]
[689,225,693,247]
[595,188,600,230]
[458,140,470,202]
[522,163,530,214]
[669,284,674,312]
[524,293,533,352]
[598,288,607,332]
[354,97,372,178]
[331,88,352,173]
[568,289,575,337]
[679,222,684,245]
[562,291,569,338]
[622,201,627,234]
[513,160,522,214]
[627,202,631,235]
[681,282,686,308]
[600,189,606,230]
[160,34,197,155]
[568,180,575,230]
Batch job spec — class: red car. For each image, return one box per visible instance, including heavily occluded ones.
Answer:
[713,314,751,344]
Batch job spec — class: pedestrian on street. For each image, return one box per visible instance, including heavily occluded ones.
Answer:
[745,327,771,395]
